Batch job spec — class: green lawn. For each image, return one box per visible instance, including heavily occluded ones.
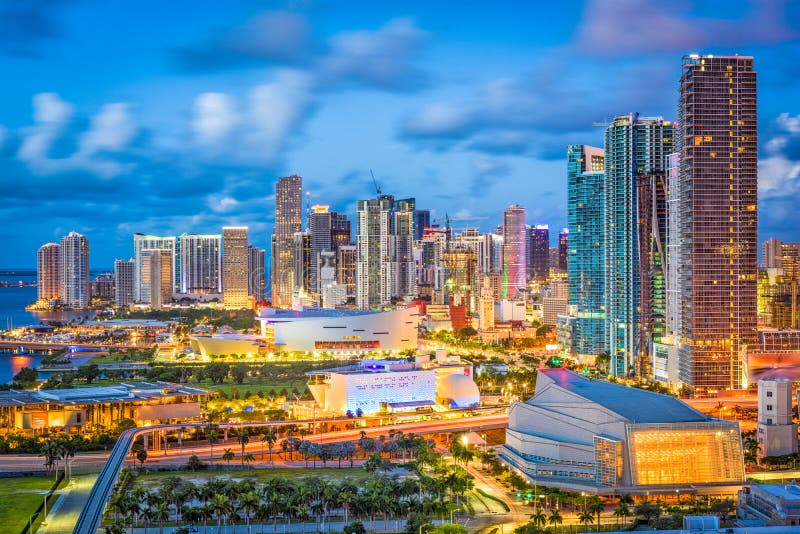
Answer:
[0,476,60,532]
[196,379,308,397]
[132,467,372,490]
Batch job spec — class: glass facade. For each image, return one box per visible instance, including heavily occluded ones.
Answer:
[594,435,624,487]
[627,422,745,486]
[604,115,674,377]
[678,55,758,392]
[567,145,606,358]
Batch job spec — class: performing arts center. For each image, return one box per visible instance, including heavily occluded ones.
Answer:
[500,369,745,497]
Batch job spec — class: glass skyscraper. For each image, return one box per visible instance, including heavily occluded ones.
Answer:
[604,115,674,377]
[567,144,606,358]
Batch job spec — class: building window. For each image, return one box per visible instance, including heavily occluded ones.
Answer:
[766,391,773,398]
[767,418,773,425]
[767,405,773,411]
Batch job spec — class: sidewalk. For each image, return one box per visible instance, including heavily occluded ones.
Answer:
[39,474,99,534]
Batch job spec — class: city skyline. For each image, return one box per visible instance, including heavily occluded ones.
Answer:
[1,1,800,268]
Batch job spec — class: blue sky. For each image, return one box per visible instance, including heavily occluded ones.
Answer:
[2,0,800,268]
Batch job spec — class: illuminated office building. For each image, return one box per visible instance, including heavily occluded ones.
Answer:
[502,205,526,299]
[222,226,250,309]
[678,55,758,392]
[60,231,90,309]
[500,368,745,496]
[528,224,550,280]
[414,209,431,241]
[272,175,303,307]
[558,229,569,272]
[37,243,61,302]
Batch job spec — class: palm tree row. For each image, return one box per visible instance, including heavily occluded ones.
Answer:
[40,436,79,478]
[107,468,471,534]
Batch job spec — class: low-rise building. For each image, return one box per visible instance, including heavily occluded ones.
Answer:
[0,381,211,434]
[307,354,479,415]
[739,483,800,527]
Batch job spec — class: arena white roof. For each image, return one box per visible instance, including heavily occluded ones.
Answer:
[535,369,708,424]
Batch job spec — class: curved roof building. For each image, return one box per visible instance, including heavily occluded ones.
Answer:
[500,369,745,496]
[258,306,419,354]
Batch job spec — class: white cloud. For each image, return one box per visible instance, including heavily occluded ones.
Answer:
[192,92,239,146]
[759,156,800,196]
[321,18,427,90]
[207,195,240,213]
[777,112,800,134]
[17,92,136,178]
[244,70,311,162]
[189,71,311,165]
[78,103,137,155]
[33,92,74,124]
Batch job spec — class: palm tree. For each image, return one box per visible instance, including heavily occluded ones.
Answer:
[153,501,170,534]
[240,491,260,533]
[222,448,235,464]
[530,507,547,530]
[238,427,250,465]
[253,503,271,534]
[207,429,219,465]
[613,502,630,528]
[548,508,563,531]
[210,493,232,531]
[588,497,604,532]
[578,510,595,532]
[243,452,256,465]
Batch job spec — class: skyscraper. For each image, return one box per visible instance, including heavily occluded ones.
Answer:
[604,114,674,377]
[145,249,172,310]
[567,144,606,358]
[223,226,250,309]
[292,231,312,298]
[248,245,266,302]
[414,209,431,241]
[678,54,758,392]
[37,243,61,302]
[356,195,415,309]
[114,258,135,307]
[502,205,527,299]
[308,206,333,294]
[272,175,303,307]
[336,244,357,298]
[558,229,569,272]
[179,234,222,294]
[60,231,90,308]
[528,225,550,280]
[133,234,176,303]
[330,212,352,250]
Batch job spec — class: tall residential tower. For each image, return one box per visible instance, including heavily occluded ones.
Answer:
[272,176,303,307]
[678,55,758,392]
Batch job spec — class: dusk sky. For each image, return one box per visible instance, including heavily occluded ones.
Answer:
[2,0,800,268]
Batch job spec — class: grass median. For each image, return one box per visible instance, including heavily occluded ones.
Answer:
[0,476,62,532]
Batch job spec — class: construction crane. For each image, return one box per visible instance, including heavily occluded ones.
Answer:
[370,169,382,196]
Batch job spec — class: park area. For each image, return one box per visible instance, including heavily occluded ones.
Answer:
[0,476,63,532]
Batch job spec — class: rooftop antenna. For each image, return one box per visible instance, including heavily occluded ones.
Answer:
[370,169,382,197]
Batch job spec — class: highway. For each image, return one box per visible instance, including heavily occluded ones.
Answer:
[71,413,508,533]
